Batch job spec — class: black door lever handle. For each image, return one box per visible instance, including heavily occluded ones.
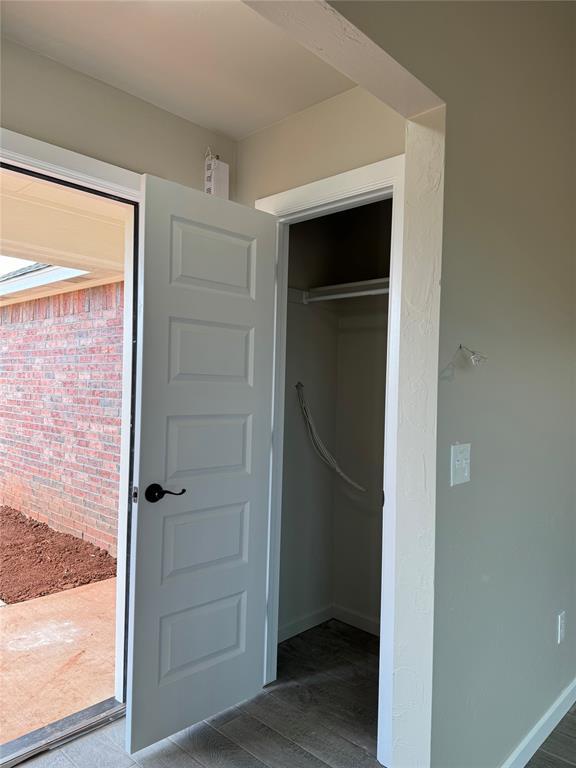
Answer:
[145,483,186,503]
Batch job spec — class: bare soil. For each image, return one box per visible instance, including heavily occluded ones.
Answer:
[0,506,116,604]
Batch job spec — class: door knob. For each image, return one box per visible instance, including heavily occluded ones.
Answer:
[144,483,186,503]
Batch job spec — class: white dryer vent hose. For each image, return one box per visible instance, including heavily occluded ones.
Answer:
[295,382,365,492]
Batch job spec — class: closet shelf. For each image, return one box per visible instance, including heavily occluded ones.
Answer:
[288,277,389,305]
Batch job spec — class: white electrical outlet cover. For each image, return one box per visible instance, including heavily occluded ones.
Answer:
[451,443,471,486]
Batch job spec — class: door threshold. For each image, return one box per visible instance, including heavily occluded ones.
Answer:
[0,697,125,768]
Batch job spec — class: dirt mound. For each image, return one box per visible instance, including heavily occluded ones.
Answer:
[0,506,116,604]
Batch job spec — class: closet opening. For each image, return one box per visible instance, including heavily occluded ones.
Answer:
[275,198,391,755]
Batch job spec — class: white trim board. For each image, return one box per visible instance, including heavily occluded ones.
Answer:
[332,605,380,638]
[0,128,142,201]
[501,678,576,768]
[256,157,400,221]
[278,605,380,644]
[278,606,334,644]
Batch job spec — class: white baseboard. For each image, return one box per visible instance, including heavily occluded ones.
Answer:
[500,677,576,768]
[278,605,333,643]
[332,604,380,637]
[278,603,380,643]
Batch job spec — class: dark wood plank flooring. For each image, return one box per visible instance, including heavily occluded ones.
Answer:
[23,620,576,767]
[527,702,576,767]
[191,619,382,768]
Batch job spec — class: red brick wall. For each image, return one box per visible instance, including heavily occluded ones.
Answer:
[0,283,124,556]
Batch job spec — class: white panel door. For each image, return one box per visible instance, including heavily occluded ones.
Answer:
[126,175,277,753]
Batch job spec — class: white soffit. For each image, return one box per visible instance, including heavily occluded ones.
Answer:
[1,0,355,139]
[0,167,130,272]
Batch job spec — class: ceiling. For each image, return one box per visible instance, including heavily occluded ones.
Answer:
[1,0,354,139]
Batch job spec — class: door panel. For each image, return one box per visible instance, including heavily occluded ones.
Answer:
[126,176,276,752]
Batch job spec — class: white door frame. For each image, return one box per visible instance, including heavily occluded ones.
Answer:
[0,128,142,704]
[257,155,405,760]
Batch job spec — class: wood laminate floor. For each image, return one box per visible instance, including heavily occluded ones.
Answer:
[19,619,576,768]
[527,702,576,768]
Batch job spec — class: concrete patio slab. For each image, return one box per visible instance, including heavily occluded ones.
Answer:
[0,578,116,744]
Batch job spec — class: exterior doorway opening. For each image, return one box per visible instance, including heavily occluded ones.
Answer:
[0,164,136,766]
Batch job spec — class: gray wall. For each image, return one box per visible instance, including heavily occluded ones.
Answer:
[0,41,404,207]
[331,3,576,767]
[280,295,387,640]
[280,300,338,639]
[333,297,387,633]
[235,86,405,206]
[0,40,235,193]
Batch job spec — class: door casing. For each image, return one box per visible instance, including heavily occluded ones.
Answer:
[256,156,405,763]
[0,127,142,707]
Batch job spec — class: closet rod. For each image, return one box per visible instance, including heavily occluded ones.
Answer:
[307,286,389,302]
[289,277,389,305]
